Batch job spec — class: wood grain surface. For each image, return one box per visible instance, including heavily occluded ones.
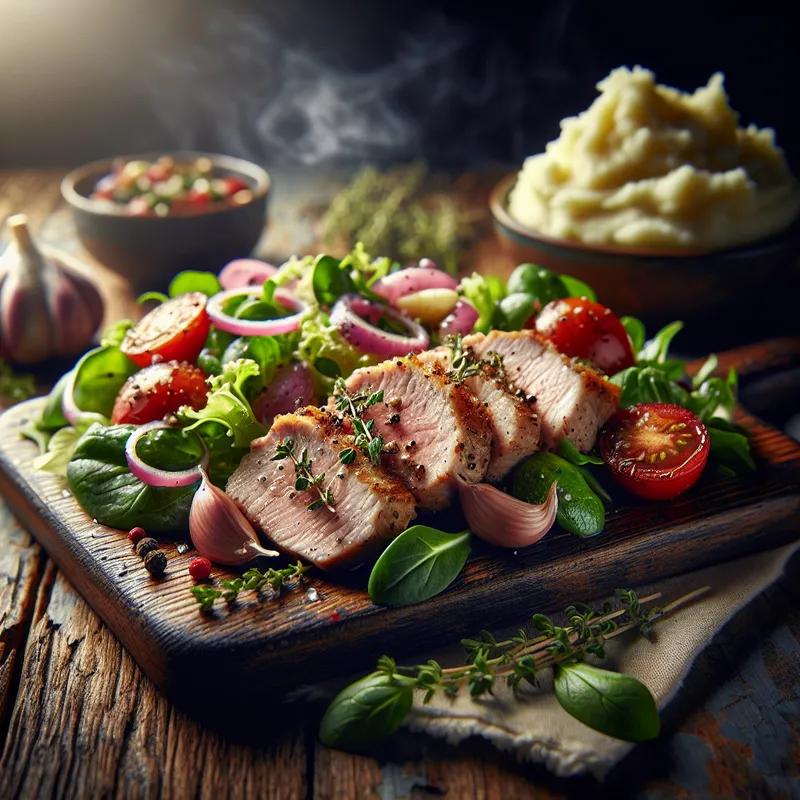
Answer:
[0,345,798,712]
[1,168,799,798]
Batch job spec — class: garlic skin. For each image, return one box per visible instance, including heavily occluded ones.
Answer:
[0,214,104,364]
[189,469,279,566]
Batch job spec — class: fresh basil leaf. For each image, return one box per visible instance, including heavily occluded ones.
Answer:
[620,316,646,353]
[639,321,683,364]
[319,672,414,749]
[168,270,221,298]
[707,424,755,473]
[135,428,205,471]
[513,452,605,537]
[368,526,471,606]
[612,366,689,408]
[553,662,660,742]
[72,345,138,418]
[313,254,355,306]
[496,292,537,331]
[67,424,196,531]
[559,274,597,301]
[234,299,282,321]
[557,439,603,466]
[222,335,290,389]
[506,263,565,305]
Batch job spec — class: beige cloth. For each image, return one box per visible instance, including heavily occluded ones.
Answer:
[406,542,800,779]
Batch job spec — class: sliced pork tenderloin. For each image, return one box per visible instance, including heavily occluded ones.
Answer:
[464,330,619,452]
[226,406,415,570]
[336,355,493,509]
[417,346,540,481]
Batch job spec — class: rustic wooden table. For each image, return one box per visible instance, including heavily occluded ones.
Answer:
[0,168,798,799]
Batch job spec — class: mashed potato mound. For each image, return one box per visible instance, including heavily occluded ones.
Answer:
[508,67,800,250]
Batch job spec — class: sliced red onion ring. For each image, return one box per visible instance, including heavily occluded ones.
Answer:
[207,287,307,337]
[219,259,278,290]
[439,299,479,337]
[458,480,557,548]
[125,421,208,488]
[330,294,429,357]
[371,267,458,305]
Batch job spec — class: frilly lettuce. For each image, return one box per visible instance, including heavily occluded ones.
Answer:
[178,359,266,448]
[296,310,375,390]
[458,273,506,333]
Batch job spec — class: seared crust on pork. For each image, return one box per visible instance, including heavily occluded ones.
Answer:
[464,330,619,452]
[337,355,493,509]
[417,346,541,481]
[226,407,415,569]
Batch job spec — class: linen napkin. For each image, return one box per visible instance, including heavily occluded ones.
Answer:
[405,542,800,778]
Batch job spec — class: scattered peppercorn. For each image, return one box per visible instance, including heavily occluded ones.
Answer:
[189,556,212,581]
[143,549,167,577]
[135,537,159,558]
[127,526,146,545]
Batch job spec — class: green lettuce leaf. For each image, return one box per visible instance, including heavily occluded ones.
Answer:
[177,359,266,448]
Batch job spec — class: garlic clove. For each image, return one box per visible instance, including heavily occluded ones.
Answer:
[457,480,558,548]
[189,468,279,566]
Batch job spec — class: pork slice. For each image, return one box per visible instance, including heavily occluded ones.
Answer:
[464,330,619,452]
[337,355,492,509]
[226,406,415,570]
[417,346,540,481]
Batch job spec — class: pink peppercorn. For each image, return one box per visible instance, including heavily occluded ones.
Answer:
[189,556,212,581]
[128,526,146,545]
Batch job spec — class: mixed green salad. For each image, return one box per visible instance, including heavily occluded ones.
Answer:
[25,243,752,539]
[18,244,756,747]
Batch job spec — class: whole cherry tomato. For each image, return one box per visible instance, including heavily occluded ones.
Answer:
[536,297,635,374]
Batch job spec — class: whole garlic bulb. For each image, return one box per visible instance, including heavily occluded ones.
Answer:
[0,214,104,364]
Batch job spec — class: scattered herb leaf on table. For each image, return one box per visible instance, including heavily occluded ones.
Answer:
[368,526,471,607]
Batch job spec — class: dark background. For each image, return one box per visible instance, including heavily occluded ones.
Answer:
[0,3,796,172]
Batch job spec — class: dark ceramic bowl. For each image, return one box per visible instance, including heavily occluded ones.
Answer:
[490,173,800,349]
[62,151,270,291]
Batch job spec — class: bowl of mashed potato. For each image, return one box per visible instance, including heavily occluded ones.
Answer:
[491,67,800,343]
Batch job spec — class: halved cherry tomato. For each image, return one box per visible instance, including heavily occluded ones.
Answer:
[111,361,208,425]
[599,403,710,500]
[121,292,210,368]
[536,297,634,375]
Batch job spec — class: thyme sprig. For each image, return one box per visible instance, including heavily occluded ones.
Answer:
[332,377,388,466]
[320,585,709,748]
[445,335,506,386]
[191,561,310,612]
[272,437,337,512]
[378,585,706,699]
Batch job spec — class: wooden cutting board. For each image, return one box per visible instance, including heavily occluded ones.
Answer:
[0,342,798,712]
